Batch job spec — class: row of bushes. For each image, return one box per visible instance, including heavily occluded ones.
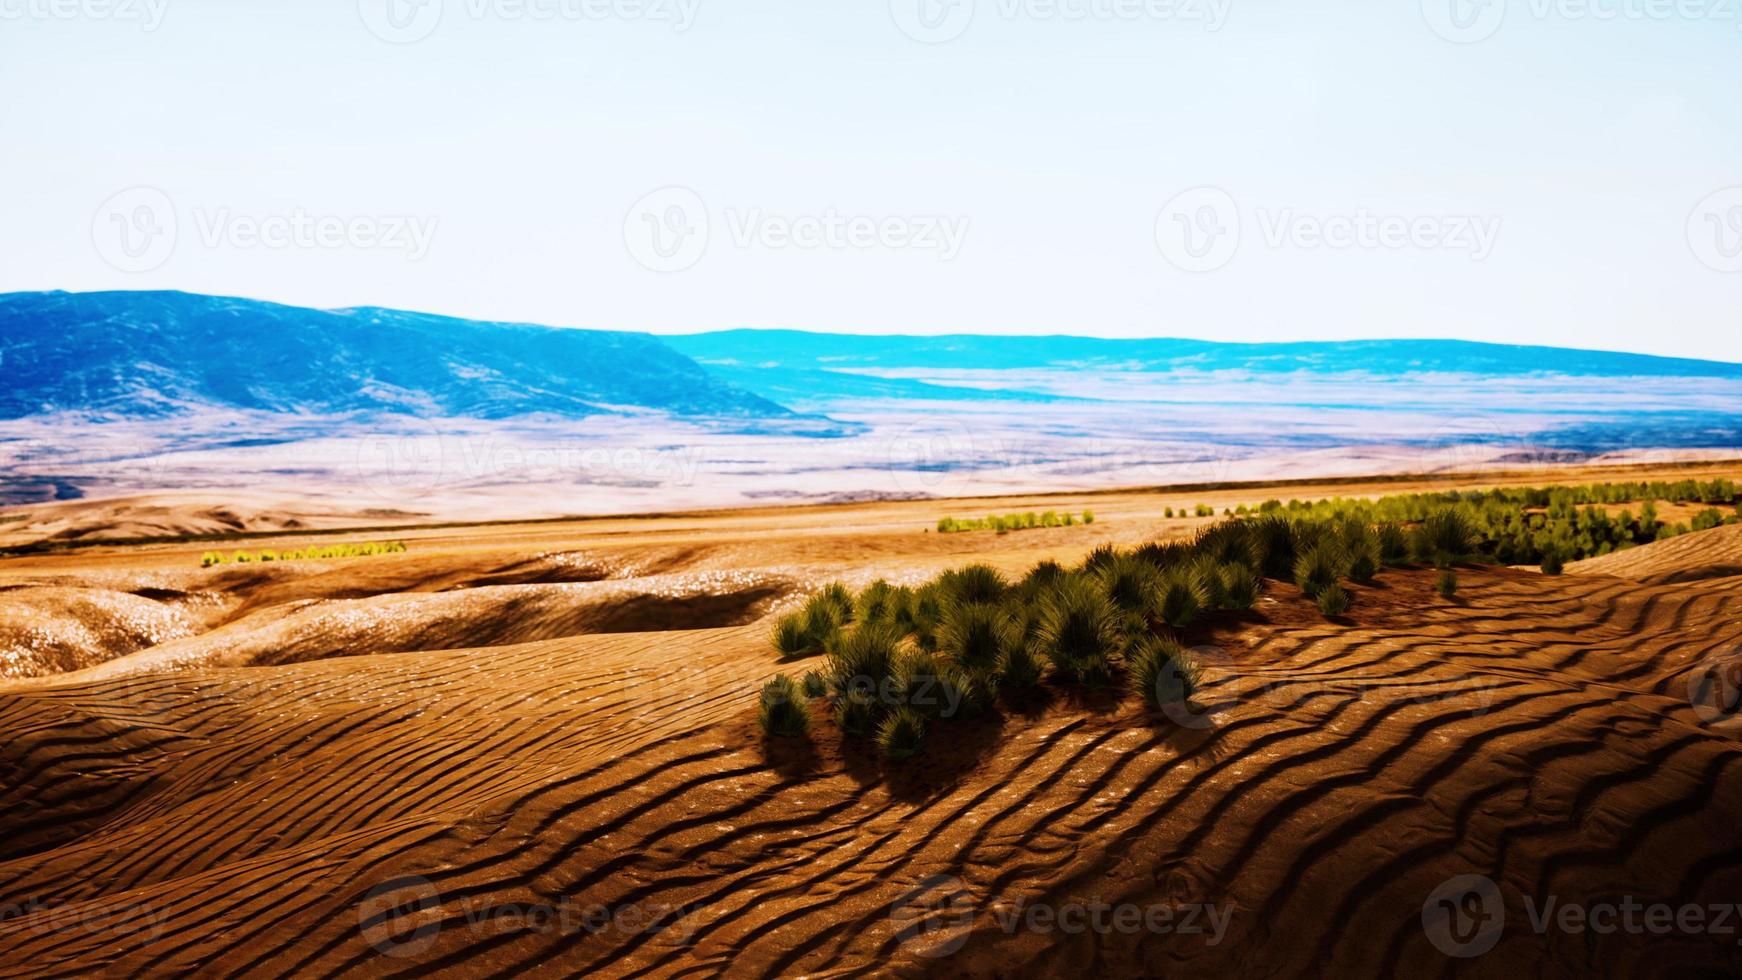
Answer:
[760,483,1739,758]
[936,511,1093,534]
[1255,485,1742,567]
[761,508,1488,758]
[1163,505,1218,518]
[199,541,408,567]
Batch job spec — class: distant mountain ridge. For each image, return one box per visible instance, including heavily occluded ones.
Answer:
[0,291,797,423]
[666,330,1742,379]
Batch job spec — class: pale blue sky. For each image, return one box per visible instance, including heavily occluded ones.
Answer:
[1,0,1738,358]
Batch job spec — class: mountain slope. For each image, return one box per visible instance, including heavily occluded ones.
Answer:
[666,330,1742,379]
[0,291,794,422]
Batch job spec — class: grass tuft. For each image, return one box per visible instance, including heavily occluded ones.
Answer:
[758,675,809,738]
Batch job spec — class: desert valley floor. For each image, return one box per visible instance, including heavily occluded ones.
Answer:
[2,463,1742,977]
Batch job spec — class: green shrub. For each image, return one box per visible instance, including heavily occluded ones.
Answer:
[1098,554,1161,623]
[895,650,954,717]
[1222,563,1263,610]
[772,612,813,658]
[1436,569,1460,598]
[1341,522,1381,581]
[1157,571,1203,628]
[855,580,899,623]
[801,671,828,698]
[758,675,809,738]
[1017,560,1066,598]
[1377,523,1410,564]
[1082,545,1119,572]
[1415,508,1475,566]
[1083,510,1096,524]
[939,564,1008,605]
[999,641,1046,692]
[818,582,856,624]
[835,692,881,738]
[944,665,998,718]
[876,709,927,760]
[1037,576,1119,685]
[1191,557,1229,611]
[1193,521,1256,569]
[1293,540,1347,598]
[826,622,902,698]
[1316,584,1351,617]
[938,601,1015,672]
[1127,636,1201,708]
[1248,514,1301,579]
[801,590,848,635]
[1541,551,1564,576]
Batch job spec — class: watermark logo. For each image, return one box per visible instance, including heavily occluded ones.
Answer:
[359,875,443,959]
[93,187,177,273]
[1686,649,1741,726]
[625,187,970,272]
[1156,187,1503,271]
[360,0,700,42]
[359,0,444,43]
[887,418,978,497]
[890,0,975,42]
[625,186,710,273]
[1688,187,1742,273]
[1426,0,1742,43]
[1421,0,1506,42]
[892,0,1230,42]
[1156,644,1220,730]
[890,874,977,957]
[355,425,449,498]
[1422,873,1506,957]
[0,0,168,29]
[92,189,437,269]
[1155,187,1240,272]
[1425,873,1742,958]
[192,208,438,260]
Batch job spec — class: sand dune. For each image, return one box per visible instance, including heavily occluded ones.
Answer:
[0,586,200,680]
[1,491,1740,976]
[1569,523,1742,584]
[0,493,432,548]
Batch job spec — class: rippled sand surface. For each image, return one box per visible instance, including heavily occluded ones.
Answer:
[1,469,1740,976]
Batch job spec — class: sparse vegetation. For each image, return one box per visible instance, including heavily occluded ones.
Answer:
[1128,636,1200,708]
[200,540,407,567]
[876,708,927,760]
[937,511,1095,534]
[758,675,809,738]
[1436,569,1460,599]
[759,480,1742,761]
[1037,575,1120,686]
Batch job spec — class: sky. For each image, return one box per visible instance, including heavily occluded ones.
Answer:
[1,0,1739,360]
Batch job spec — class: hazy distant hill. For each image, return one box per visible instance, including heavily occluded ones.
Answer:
[0,292,798,422]
[666,330,1742,382]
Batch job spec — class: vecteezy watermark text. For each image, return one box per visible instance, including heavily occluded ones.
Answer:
[625,187,969,273]
[890,0,1232,44]
[360,875,700,960]
[358,0,700,44]
[1423,873,1742,958]
[0,0,167,29]
[889,874,1233,959]
[193,208,438,260]
[1422,0,1742,43]
[92,188,439,271]
[1155,187,1502,272]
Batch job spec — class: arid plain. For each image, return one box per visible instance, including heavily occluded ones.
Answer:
[2,461,1741,977]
